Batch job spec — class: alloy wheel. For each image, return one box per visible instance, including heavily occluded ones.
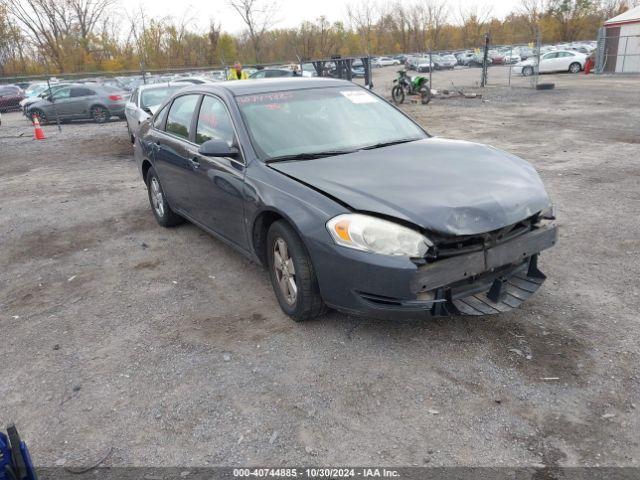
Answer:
[150,177,165,217]
[273,237,297,305]
[92,107,108,123]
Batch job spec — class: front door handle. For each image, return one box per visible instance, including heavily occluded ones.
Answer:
[188,157,200,169]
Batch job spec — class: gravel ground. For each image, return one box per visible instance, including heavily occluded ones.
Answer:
[1,70,639,469]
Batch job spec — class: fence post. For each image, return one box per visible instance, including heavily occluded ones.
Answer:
[534,30,541,88]
[428,49,433,91]
[620,35,629,73]
[595,27,606,73]
[508,45,513,86]
[481,33,490,87]
[45,75,62,132]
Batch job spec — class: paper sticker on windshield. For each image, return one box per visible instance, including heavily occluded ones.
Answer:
[340,90,378,104]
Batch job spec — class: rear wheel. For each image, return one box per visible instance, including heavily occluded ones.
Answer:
[420,87,432,105]
[267,220,326,321]
[391,85,405,104]
[522,66,534,76]
[91,105,109,123]
[145,167,183,227]
[569,62,581,74]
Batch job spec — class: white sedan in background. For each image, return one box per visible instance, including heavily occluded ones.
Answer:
[374,56,400,67]
[124,83,185,143]
[513,50,586,76]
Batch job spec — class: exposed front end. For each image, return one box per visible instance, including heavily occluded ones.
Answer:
[313,215,557,319]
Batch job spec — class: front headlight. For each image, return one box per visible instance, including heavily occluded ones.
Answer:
[326,214,432,258]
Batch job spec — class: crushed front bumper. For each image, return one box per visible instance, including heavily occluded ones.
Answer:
[315,224,557,319]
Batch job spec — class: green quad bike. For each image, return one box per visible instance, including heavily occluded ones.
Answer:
[391,70,431,105]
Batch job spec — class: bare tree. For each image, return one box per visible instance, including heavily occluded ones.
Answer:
[208,20,221,65]
[518,0,546,36]
[316,16,337,58]
[458,4,493,48]
[425,0,449,49]
[389,2,411,52]
[2,0,115,71]
[1,0,73,71]
[347,0,379,54]
[229,0,278,62]
[68,0,117,54]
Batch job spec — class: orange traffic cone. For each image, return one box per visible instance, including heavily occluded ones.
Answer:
[33,117,46,140]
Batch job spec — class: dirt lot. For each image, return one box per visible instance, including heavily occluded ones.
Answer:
[1,70,639,469]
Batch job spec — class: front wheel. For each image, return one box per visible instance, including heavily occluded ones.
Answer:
[569,62,581,74]
[522,66,534,77]
[391,85,405,104]
[267,220,326,321]
[30,109,46,124]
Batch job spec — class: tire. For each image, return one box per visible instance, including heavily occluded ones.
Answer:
[145,167,183,227]
[267,220,326,321]
[522,66,534,77]
[29,109,46,124]
[127,124,135,144]
[569,62,581,74]
[391,85,405,104]
[420,87,432,105]
[91,105,110,124]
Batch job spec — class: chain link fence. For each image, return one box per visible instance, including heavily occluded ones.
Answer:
[596,27,640,73]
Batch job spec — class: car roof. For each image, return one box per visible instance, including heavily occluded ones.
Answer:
[192,77,353,96]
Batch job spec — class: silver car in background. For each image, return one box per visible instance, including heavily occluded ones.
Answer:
[124,83,185,143]
[26,84,128,124]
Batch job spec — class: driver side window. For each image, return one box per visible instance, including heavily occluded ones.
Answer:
[195,96,235,146]
[52,88,71,100]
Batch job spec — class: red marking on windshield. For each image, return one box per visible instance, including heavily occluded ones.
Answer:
[237,92,294,105]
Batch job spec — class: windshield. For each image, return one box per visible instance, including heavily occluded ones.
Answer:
[237,86,426,160]
[141,86,182,109]
[25,84,47,97]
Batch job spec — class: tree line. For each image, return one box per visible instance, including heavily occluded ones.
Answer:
[0,0,637,77]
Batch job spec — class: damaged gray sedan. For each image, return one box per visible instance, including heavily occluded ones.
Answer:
[135,78,557,321]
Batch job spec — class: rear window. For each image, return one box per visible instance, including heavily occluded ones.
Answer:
[141,86,183,109]
[0,86,19,95]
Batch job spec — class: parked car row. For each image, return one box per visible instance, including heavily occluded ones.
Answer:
[379,40,595,73]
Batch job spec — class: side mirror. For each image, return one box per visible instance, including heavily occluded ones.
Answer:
[47,96,53,102]
[198,139,239,158]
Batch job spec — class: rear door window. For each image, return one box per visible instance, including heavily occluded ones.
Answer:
[165,94,200,140]
[70,87,96,97]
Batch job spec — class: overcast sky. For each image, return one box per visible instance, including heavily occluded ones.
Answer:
[129,0,521,34]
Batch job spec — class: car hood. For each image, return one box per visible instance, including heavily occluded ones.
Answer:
[269,138,551,236]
